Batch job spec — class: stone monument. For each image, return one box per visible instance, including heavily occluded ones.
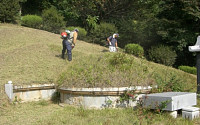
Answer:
[189,36,200,93]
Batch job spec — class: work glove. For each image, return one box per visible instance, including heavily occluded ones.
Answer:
[72,44,75,49]
[109,42,112,46]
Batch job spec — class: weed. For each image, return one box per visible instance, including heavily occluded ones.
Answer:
[51,91,60,104]
[12,96,21,104]
[119,90,137,104]
[77,106,88,117]
[105,99,113,108]
[153,71,184,92]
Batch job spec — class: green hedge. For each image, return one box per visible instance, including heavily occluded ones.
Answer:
[21,15,42,29]
[178,66,197,75]
[66,26,87,41]
[124,43,144,57]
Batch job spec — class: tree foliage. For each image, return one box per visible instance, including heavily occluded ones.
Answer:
[148,45,177,66]
[0,0,20,23]
[3,0,200,66]
[42,7,65,34]
[89,22,118,45]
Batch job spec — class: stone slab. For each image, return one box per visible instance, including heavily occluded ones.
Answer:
[142,92,196,111]
[182,107,199,112]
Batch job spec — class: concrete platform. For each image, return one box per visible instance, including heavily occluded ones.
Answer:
[59,86,153,108]
[142,92,196,111]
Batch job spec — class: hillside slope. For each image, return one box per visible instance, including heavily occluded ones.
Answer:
[0,24,196,92]
[0,24,106,85]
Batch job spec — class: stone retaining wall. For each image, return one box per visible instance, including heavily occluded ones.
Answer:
[5,82,56,102]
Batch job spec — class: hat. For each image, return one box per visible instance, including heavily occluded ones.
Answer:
[114,33,119,37]
[74,28,79,32]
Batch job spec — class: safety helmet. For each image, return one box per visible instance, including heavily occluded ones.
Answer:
[61,32,67,38]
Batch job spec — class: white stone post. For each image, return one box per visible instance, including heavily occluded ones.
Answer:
[5,81,13,101]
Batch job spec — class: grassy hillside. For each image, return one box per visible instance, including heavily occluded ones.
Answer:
[0,23,197,91]
[0,24,199,125]
[0,24,105,85]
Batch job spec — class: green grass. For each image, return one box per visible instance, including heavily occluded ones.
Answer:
[0,100,200,125]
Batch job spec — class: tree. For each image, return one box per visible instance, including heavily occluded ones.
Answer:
[116,0,162,48]
[42,6,65,33]
[0,0,20,23]
[148,45,177,66]
[156,0,200,66]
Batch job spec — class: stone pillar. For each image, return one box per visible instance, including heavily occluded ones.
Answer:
[5,81,13,101]
[197,53,200,94]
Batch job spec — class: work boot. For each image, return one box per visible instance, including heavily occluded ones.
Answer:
[68,53,72,61]
[61,54,65,59]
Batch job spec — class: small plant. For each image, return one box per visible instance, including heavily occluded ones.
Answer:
[51,91,60,104]
[125,43,144,57]
[119,90,137,103]
[13,96,21,104]
[105,99,113,108]
[154,100,171,113]
[77,107,88,117]
[37,100,49,106]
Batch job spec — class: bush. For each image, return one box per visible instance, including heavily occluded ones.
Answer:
[109,53,134,66]
[148,45,177,66]
[89,22,118,45]
[42,7,65,34]
[178,66,197,75]
[66,26,87,41]
[125,43,144,57]
[21,15,42,29]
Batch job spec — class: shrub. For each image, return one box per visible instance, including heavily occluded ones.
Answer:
[66,26,87,41]
[89,22,118,45]
[42,7,65,34]
[109,53,134,66]
[178,66,197,75]
[125,43,144,57]
[148,45,177,66]
[21,15,42,29]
